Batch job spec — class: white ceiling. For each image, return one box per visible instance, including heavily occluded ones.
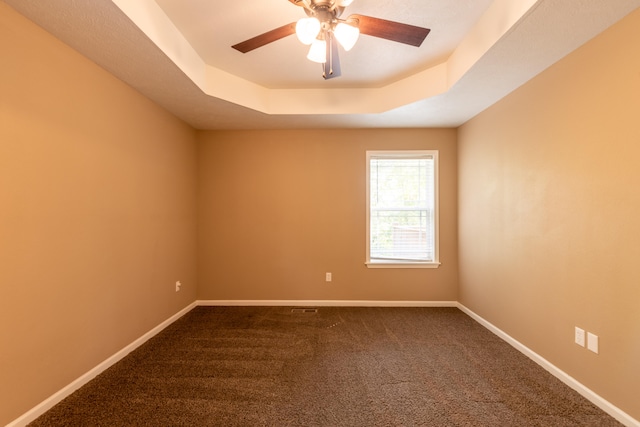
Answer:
[4,0,640,130]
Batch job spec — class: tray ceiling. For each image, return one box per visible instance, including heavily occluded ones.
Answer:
[4,0,640,129]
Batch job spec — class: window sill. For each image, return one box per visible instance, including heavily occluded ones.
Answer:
[365,261,441,269]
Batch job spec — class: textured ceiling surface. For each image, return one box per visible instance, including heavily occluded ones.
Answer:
[4,0,640,129]
[153,0,493,88]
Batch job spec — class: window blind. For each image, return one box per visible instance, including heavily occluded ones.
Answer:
[369,154,435,262]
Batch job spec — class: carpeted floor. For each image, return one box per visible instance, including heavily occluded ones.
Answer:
[29,306,622,426]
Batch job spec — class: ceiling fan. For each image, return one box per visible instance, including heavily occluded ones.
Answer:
[231,0,431,80]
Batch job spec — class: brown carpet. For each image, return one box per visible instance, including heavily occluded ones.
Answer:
[29,306,621,426]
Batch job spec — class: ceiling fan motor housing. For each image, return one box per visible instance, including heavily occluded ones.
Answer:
[304,4,344,22]
[300,0,346,12]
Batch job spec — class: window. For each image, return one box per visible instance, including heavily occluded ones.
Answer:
[366,151,440,268]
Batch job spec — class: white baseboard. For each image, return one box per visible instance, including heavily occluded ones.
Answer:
[197,299,458,307]
[6,302,198,427]
[457,303,639,427]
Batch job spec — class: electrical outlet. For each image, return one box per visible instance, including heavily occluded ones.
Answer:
[587,332,599,354]
[175,281,182,292]
[325,272,332,282]
[575,327,585,347]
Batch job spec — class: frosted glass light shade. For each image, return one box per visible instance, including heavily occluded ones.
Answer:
[307,39,327,63]
[334,22,359,51]
[296,17,321,45]
[336,0,354,6]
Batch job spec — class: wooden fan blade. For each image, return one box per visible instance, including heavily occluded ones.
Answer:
[232,22,296,53]
[350,14,430,47]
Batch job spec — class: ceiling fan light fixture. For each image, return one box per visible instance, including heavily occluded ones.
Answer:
[307,38,327,63]
[334,21,359,51]
[295,17,321,45]
[336,0,354,6]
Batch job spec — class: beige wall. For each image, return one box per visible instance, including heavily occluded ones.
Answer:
[0,4,198,424]
[458,8,640,420]
[197,129,458,302]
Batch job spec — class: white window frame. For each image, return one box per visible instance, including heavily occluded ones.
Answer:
[366,150,440,269]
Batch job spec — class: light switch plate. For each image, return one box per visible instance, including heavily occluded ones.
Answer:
[575,327,585,347]
[587,332,599,354]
